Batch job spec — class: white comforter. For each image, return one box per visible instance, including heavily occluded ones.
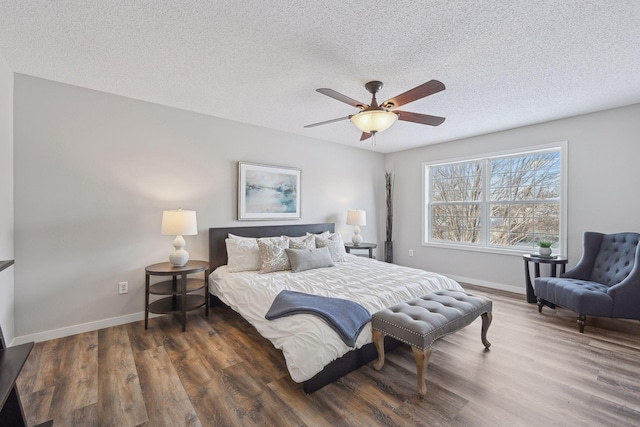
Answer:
[209,254,463,383]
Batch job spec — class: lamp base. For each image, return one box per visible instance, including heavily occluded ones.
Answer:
[352,226,363,245]
[169,249,189,267]
[169,235,189,267]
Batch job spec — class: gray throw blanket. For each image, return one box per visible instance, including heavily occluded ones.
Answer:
[265,290,371,347]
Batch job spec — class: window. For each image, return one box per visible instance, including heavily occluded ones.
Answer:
[424,144,566,253]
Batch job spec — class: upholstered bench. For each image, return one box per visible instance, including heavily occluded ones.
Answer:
[371,289,493,398]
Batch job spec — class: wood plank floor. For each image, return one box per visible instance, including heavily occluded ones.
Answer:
[15,285,640,426]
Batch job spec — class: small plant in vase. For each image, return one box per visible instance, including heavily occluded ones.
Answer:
[538,240,552,256]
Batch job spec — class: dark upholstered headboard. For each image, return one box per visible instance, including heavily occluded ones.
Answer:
[209,223,335,270]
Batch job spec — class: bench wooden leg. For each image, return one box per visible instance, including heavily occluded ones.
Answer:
[372,329,385,370]
[412,346,433,398]
[481,312,492,349]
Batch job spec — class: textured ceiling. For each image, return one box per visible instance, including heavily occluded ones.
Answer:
[0,1,639,153]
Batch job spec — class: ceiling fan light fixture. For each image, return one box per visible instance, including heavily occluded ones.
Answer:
[350,109,398,134]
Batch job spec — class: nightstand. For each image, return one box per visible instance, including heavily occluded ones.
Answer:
[145,260,209,332]
[344,242,377,259]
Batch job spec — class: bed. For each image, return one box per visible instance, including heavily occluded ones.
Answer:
[208,223,463,393]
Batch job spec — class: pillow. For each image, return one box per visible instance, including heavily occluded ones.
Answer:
[287,234,316,249]
[225,238,261,272]
[257,236,290,273]
[285,247,334,273]
[315,232,347,262]
[307,230,331,239]
[228,233,255,240]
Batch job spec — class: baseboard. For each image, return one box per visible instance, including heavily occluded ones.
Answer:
[10,278,523,345]
[11,311,159,345]
[446,274,525,295]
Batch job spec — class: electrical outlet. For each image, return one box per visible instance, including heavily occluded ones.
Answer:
[409,249,414,256]
[119,281,128,294]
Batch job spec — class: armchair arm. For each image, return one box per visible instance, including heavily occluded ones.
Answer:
[608,243,640,318]
[562,232,603,280]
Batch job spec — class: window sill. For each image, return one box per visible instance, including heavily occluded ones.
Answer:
[421,242,557,258]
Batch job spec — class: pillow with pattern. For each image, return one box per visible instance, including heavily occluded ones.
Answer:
[315,232,347,262]
[225,237,261,272]
[286,234,316,249]
[257,236,291,273]
[306,230,331,239]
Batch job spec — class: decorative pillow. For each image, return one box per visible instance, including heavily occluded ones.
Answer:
[315,233,347,262]
[257,236,290,273]
[307,230,331,239]
[225,238,261,272]
[287,234,316,249]
[285,247,334,273]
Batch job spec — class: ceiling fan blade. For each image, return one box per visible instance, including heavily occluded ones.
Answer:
[304,116,350,128]
[395,110,445,126]
[381,80,445,109]
[316,88,368,108]
[360,132,372,141]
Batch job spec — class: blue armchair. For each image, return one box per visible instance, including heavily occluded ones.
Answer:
[535,232,640,332]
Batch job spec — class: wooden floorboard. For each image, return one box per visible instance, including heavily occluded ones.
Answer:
[15,285,640,426]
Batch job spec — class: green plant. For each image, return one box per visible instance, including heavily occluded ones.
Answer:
[539,240,552,248]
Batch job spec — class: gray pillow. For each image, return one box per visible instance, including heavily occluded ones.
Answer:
[285,247,334,273]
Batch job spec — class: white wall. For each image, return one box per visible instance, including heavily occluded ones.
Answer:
[13,75,384,341]
[0,53,14,344]
[386,103,640,293]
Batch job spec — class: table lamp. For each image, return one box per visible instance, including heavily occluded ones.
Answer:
[347,209,366,245]
[161,209,198,267]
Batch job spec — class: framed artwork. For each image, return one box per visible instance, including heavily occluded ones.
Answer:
[238,162,301,220]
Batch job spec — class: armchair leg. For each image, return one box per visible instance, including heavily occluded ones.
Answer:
[537,298,544,313]
[577,315,586,333]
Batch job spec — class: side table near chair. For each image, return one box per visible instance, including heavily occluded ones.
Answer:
[523,254,568,304]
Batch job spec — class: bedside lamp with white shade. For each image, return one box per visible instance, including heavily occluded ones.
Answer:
[347,209,366,245]
[161,209,198,267]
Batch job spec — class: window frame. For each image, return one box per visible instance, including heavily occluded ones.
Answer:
[422,142,568,256]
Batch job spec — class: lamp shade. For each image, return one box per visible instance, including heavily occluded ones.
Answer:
[350,109,398,133]
[347,209,367,226]
[161,209,198,236]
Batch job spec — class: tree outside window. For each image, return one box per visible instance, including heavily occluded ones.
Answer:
[426,148,563,252]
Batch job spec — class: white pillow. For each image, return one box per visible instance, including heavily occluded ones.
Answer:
[257,236,291,273]
[225,237,261,272]
[286,234,316,249]
[315,232,347,262]
[228,233,254,240]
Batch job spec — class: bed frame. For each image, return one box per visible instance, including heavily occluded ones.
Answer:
[208,223,402,393]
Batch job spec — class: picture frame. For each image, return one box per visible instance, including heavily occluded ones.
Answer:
[238,162,301,220]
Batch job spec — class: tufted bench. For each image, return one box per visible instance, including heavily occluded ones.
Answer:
[371,289,492,398]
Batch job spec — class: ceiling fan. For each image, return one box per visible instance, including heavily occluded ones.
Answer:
[305,80,446,142]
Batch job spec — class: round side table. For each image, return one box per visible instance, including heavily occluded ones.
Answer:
[523,254,568,304]
[145,260,209,332]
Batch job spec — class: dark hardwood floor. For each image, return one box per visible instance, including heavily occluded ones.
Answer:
[15,285,640,426]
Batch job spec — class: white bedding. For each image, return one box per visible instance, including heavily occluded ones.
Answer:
[209,254,463,383]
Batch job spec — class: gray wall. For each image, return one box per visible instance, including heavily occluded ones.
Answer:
[0,53,14,343]
[13,75,384,339]
[386,103,640,292]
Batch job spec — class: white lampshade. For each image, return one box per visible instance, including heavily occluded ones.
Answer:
[350,109,398,133]
[347,209,367,226]
[161,209,197,267]
[161,209,198,236]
